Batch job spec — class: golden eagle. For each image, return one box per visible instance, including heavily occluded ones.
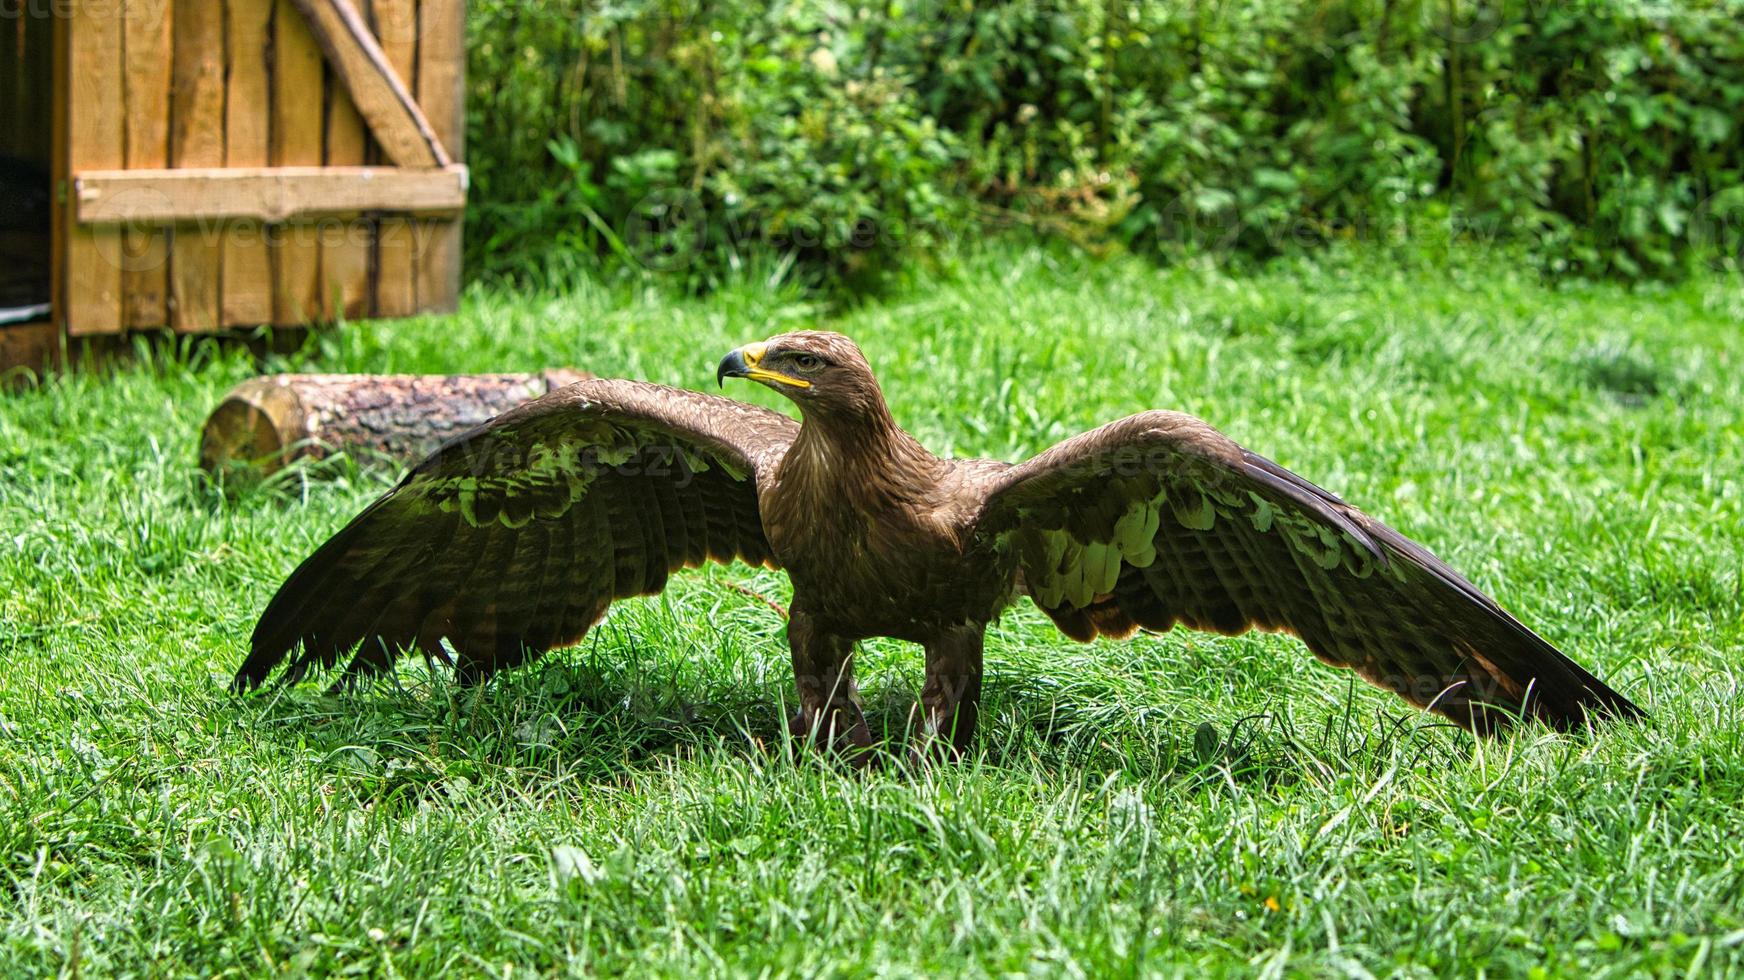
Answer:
[237,331,1642,751]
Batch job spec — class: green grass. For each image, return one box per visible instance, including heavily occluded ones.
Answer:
[3,243,1742,976]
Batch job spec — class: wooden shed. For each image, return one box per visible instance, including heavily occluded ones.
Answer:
[1,0,467,369]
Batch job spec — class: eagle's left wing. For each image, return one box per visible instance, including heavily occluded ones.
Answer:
[235,378,797,692]
[967,411,1642,733]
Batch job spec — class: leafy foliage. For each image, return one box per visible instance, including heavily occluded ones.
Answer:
[465,0,965,289]
[464,0,1744,285]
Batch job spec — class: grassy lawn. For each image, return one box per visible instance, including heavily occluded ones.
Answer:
[3,244,1742,975]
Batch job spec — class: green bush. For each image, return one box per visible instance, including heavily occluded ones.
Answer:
[463,0,1744,286]
[465,0,964,289]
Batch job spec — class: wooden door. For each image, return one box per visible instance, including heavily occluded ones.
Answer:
[59,0,467,337]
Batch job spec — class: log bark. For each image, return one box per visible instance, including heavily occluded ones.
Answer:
[199,369,592,479]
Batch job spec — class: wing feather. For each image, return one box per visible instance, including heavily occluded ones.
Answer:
[972,411,1642,733]
[235,379,797,691]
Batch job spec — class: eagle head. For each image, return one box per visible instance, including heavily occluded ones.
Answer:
[716,331,883,418]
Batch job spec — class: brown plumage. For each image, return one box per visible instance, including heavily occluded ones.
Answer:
[237,331,1643,750]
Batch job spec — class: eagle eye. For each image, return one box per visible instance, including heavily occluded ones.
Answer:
[791,353,824,371]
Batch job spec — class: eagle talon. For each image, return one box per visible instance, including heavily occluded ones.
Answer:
[788,706,874,765]
[905,736,962,771]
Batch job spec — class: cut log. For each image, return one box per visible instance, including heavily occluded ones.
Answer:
[200,370,592,480]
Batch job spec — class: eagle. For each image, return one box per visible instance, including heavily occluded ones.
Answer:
[236,331,1642,753]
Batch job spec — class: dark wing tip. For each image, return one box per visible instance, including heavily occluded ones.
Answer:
[1566,681,1647,726]
[1491,656,1645,733]
[1510,622,1649,732]
[232,570,319,694]
[231,488,402,696]
[230,667,264,694]
[1430,674,1644,737]
[231,630,295,694]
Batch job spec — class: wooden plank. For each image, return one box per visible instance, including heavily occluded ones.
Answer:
[122,0,173,329]
[169,0,225,333]
[272,0,326,325]
[223,0,276,326]
[290,0,449,168]
[1,321,133,380]
[76,167,470,223]
[322,56,372,319]
[370,0,418,317]
[416,0,465,314]
[64,2,125,337]
[0,322,63,380]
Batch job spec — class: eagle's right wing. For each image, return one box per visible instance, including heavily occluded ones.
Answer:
[235,378,797,691]
[968,411,1642,733]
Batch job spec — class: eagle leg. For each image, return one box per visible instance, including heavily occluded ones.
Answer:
[913,626,985,763]
[787,608,873,761]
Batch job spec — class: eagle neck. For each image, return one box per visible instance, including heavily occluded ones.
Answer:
[786,401,944,509]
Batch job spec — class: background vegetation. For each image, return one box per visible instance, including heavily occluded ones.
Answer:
[465,0,1744,286]
[4,244,1742,973]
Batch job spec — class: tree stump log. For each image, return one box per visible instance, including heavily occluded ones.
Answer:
[199,369,592,480]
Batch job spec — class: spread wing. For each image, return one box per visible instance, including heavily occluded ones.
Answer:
[235,378,798,691]
[969,411,1643,733]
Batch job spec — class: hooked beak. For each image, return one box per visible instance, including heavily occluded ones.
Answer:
[716,347,750,387]
[715,342,811,390]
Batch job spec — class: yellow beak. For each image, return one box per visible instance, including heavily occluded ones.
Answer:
[716,341,812,389]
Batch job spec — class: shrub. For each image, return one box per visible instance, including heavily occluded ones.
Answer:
[465,0,964,289]
[463,0,1744,286]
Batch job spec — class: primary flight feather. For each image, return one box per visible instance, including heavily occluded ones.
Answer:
[238,331,1642,749]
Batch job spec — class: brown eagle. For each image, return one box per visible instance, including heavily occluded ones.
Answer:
[237,331,1642,751]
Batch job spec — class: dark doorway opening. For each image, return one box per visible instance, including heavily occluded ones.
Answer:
[2,7,53,324]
